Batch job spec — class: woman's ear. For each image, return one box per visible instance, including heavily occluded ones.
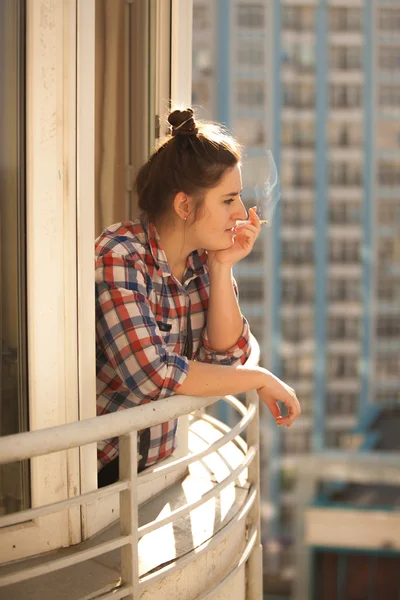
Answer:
[173,192,192,222]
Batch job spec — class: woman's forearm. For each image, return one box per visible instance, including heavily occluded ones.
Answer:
[178,360,266,397]
[206,264,244,352]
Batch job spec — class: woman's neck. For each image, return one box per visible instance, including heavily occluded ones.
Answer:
[155,219,193,283]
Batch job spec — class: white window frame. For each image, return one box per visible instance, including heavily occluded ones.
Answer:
[0,0,81,562]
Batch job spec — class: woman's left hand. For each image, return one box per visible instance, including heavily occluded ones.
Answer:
[209,206,261,267]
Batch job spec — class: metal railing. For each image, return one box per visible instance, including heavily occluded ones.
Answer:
[0,342,262,599]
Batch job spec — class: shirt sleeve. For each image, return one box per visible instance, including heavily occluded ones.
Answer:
[196,277,252,366]
[96,252,189,403]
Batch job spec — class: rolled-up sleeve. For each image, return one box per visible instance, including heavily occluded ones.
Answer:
[197,316,251,366]
[96,253,189,402]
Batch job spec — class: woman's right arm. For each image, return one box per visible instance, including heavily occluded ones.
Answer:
[179,361,301,428]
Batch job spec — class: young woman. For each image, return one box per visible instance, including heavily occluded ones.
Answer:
[95,108,300,486]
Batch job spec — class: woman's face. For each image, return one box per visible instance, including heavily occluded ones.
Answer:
[190,164,247,251]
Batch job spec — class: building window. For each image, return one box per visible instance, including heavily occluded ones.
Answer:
[234,118,266,148]
[376,354,399,379]
[237,80,265,108]
[282,239,314,265]
[282,200,314,226]
[330,46,362,71]
[329,7,362,32]
[282,315,314,343]
[327,392,357,416]
[328,317,360,341]
[282,40,315,72]
[281,279,314,304]
[379,86,400,110]
[281,430,311,453]
[282,6,315,32]
[239,278,264,303]
[328,356,359,379]
[282,121,315,148]
[379,47,400,71]
[377,278,400,303]
[283,82,315,109]
[379,161,400,186]
[330,162,362,186]
[379,9,400,33]
[237,39,264,68]
[281,355,314,381]
[329,201,361,225]
[328,278,361,302]
[193,4,210,29]
[376,316,400,338]
[237,3,265,29]
[330,84,362,108]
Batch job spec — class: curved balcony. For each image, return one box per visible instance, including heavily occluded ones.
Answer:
[0,341,262,600]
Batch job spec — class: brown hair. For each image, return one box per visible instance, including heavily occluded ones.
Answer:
[135,108,242,223]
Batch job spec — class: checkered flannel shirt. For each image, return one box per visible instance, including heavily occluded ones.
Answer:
[95,217,251,470]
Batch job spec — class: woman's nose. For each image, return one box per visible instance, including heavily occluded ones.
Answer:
[234,198,248,221]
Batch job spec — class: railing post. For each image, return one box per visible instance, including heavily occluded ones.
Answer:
[119,430,140,599]
[245,389,263,600]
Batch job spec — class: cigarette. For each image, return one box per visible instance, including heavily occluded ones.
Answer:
[259,220,268,225]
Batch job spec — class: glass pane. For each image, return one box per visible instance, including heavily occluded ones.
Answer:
[0,0,30,515]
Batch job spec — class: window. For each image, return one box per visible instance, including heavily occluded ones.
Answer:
[234,118,266,148]
[282,315,314,343]
[376,354,399,379]
[328,317,360,341]
[328,355,359,378]
[377,278,400,303]
[330,84,362,108]
[379,161,400,186]
[281,279,314,304]
[328,278,361,302]
[327,393,357,416]
[329,7,362,32]
[282,239,314,265]
[379,47,400,71]
[379,9,400,33]
[376,316,400,338]
[237,3,265,29]
[281,430,311,453]
[237,39,264,68]
[282,6,315,31]
[330,46,362,71]
[379,86,400,112]
[0,0,29,516]
[330,162,362,186]
[329,201,361,225]
[237,80,265,108]
[282,40,315,72]
[193,4,210,30]
[282,200,314,226]
[329,240,361,263]
[238,279,264,303]
[282,121,315,148]
[283,83,315,109]
[281,355,314,380]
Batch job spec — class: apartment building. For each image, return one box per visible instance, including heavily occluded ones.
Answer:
[192,0,400,594]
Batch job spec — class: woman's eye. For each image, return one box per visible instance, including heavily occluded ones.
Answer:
[224,198,234,205]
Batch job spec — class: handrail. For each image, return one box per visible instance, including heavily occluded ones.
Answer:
[0,393,218,465]
[0,334,260,466]
[0,334,262,598]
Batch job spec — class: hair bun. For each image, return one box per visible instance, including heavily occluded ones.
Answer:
[168,108,198,137]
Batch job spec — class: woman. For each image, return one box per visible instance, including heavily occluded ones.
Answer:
[96,108,300,486]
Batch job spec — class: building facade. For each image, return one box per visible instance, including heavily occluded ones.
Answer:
[192,0,400,594]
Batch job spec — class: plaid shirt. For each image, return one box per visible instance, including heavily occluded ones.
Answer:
[95,217,251,470]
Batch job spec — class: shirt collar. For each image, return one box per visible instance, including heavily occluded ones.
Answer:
[142,216,208,280]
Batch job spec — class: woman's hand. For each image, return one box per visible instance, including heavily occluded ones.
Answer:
[257,372,301,428]
[209,206,261,268]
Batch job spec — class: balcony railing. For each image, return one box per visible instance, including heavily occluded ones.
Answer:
[0,341,262,599]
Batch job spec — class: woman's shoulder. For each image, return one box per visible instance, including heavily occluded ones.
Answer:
[95,220,148,263]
